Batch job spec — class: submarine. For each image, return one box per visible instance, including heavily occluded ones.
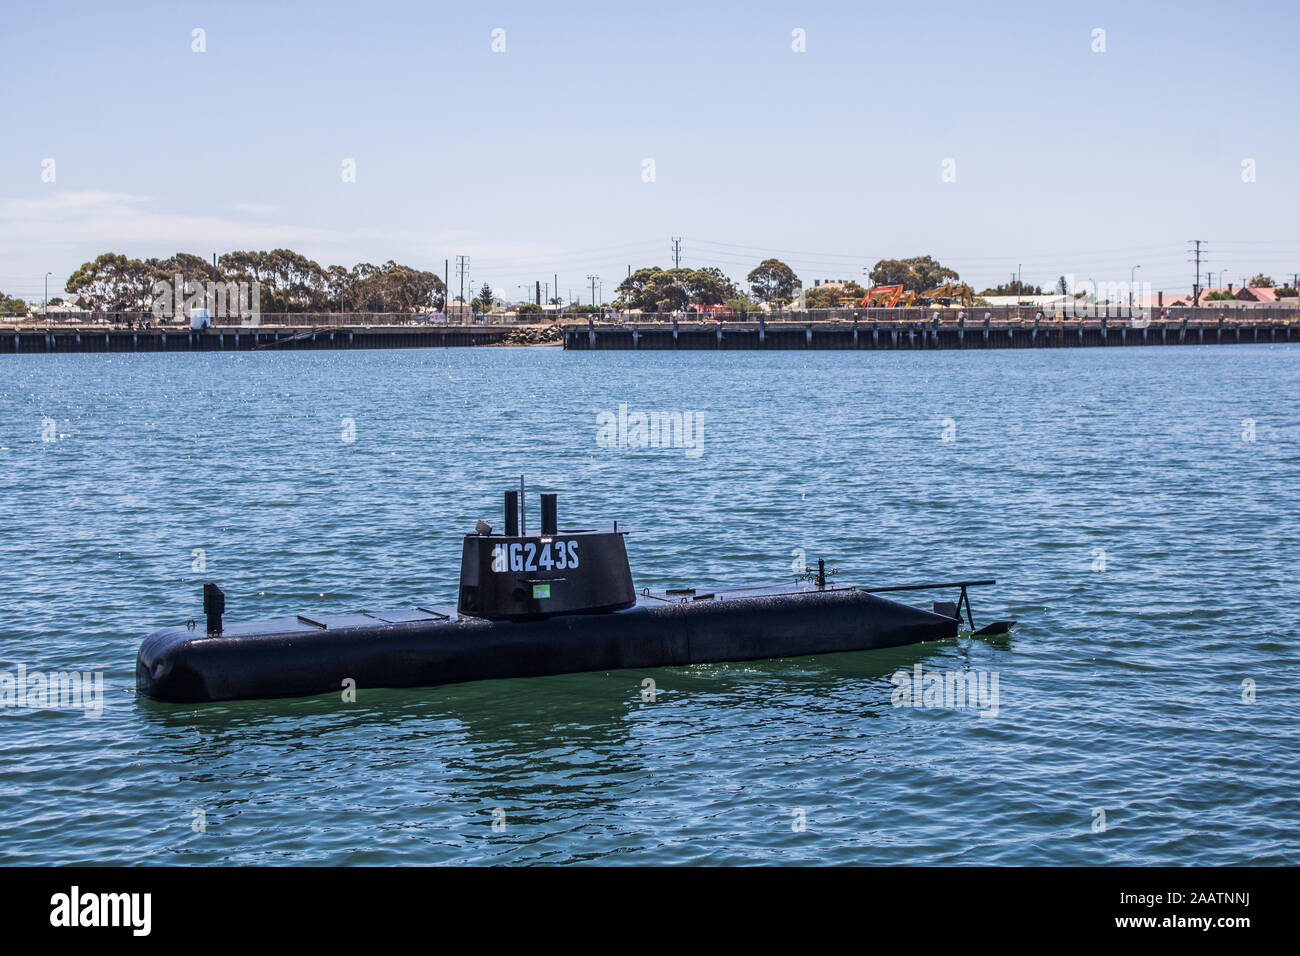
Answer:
[136,487,1014,703]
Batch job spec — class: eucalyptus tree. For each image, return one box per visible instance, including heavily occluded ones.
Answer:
[747,259,799,303]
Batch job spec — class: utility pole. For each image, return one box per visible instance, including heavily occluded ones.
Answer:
[587,274,599,309]
[671,238,682,269]
[1188,239,1204,305]
[456,256,469,312]
[444,259,449,314]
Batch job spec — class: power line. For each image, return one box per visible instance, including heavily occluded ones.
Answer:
[683,236,1185,264]
[471,239,664,264]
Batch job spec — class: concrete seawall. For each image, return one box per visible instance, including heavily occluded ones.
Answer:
[562,317,1299,351]
[7,317,1295,354]
[0,324,528,354]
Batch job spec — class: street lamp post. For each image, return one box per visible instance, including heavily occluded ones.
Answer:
[1130,264,1140,308]
[44,271,52,317]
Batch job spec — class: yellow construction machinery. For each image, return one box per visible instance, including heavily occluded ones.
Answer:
[917,283,973,308]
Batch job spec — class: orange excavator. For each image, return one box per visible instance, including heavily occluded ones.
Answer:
[861,284,915,307]
[861,282,973,309]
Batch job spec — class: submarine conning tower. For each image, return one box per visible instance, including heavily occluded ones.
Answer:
[457,490,636,621]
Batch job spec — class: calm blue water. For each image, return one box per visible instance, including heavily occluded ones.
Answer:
[1,344,1297,865]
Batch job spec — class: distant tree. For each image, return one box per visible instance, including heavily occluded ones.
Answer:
[747,259,799,303]
[1057,275,1069,294]
[868,256,958,292]
[615,267,666,310]
[377,261,443,312]
[219,250,274,298]
[646,271,690,311]
[478,282,494,306]
[0,291,28,315]
[1276,286,1297,298]
[683,266,739,305]
[324,265,350,310]
[804,287,836,309]
[979,279,1043,297]
[1248,274,1275,287]
[209,251,443,313]
[66,253,154,310]
[65,254,116,309]
[805,281,866,309]
[324,261,444,313]
[615,266,738,311]
[152,252,220,285]
[258,248,327,311]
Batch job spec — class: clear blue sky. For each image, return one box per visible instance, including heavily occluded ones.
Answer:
[2,0,1297,303]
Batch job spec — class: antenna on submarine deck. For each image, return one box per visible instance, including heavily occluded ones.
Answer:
[519,474,526,536]
[799,560,838,587]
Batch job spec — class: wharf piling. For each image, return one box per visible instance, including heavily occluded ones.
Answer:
[0,324,526,354]
[562,314,1298,351]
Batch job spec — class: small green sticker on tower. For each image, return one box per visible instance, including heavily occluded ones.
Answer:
[532,584,551,599]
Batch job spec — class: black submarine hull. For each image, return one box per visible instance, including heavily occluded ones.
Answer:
[136,589,959,704]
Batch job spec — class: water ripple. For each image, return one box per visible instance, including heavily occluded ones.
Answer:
[0,346,1297,864]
